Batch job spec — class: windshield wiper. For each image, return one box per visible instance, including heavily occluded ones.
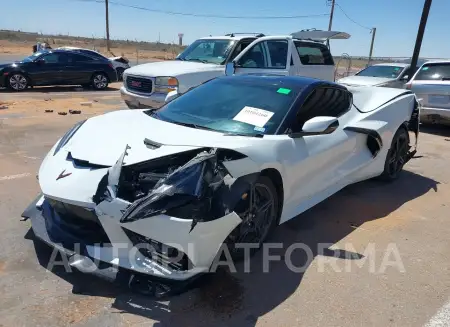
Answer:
[186,58,208,63]
[170,121,217,131]
[223,132,264,138]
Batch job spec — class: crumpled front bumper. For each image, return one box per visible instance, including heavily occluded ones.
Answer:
[22,192,242,294]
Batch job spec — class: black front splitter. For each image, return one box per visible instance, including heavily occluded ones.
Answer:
[21,194,204,298]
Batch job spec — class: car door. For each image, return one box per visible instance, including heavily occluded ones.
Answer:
[27,52,67,85]
[281,86,362,219]
[65,53,97,84]
[231,37,293,76]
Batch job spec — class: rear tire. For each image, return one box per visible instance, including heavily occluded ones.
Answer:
[7,73,28,91]
[91,73,109,90]
[223,176,280,262]
[380,126,409,182]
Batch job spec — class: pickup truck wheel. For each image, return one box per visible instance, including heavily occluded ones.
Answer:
[91,73,109,90]
[8,73,28,91]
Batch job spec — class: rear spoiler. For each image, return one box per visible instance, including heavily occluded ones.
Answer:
[290,29,351,42]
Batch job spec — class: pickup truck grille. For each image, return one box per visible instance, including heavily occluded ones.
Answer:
[126,76,153,93]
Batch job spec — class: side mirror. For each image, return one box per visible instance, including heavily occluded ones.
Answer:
[225,61,235,76]
[289,116,339,137]
[165,90,179,103]
[401,75,409,81]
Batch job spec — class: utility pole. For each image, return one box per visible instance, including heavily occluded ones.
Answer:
[105,0,110,52]
[367,27,376,66]
[326,0,335,49]
[409,0,432,81]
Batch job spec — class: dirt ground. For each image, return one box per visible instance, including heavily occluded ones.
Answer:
[0,89,449,327]
[0,39,178,62]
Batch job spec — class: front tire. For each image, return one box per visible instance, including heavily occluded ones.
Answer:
[224,176,280,261]
[91,73,109,90]
[380,126,409,181]
[8,73,28,91]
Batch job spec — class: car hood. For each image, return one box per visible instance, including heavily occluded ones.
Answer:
[124,60,220,77]
[63,110,269,167]
[338,76,394,86]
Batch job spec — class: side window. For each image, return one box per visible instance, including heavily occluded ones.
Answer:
[229,39,255,61]
[41,53,68,64]
[295,87,351,128]
[238,40,288,69]
[294,41,334,66]
[69,54,94,63]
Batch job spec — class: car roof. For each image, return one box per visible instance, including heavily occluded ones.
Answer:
[421,60,450,65]
[215,74,344,90]
[199,35,257,41]
[372,62,410,67]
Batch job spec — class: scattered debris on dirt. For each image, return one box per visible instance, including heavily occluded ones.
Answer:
[44,97,52,101]
[44,110,54,113]
[69,110,81,114]
[80,102,92,107]
[0,105,8,110]
[58,112,67,116]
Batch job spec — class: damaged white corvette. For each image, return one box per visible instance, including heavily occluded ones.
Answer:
[22,75,419,296]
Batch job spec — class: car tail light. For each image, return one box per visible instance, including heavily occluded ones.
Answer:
[108,63,114,69]
[405,83,412,90]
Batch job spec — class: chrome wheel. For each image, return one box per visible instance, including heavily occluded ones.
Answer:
[9,74,28,91]
[386,129,409,179]
[93,74,108,89]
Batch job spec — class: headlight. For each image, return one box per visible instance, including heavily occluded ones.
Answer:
[53,120,86,155]
[154,76,178,94]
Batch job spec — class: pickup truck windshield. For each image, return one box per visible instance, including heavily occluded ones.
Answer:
[150,77,300,136]
[176,39,235,65]
[356,65,405,78]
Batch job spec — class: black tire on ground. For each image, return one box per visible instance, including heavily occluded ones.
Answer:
[222,175,280,262]
[116,67,125,81]
[7,73,28,91]
[91,72,109,90]
[380,126,410,182]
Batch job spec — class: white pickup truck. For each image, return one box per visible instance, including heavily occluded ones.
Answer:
[120,30,350,109]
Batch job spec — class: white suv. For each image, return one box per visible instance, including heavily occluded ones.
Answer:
[120,30,350,109]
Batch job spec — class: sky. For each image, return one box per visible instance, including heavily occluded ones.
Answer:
[1,0,449,58]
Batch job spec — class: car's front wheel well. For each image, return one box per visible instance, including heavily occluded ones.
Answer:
[260,168,284,223]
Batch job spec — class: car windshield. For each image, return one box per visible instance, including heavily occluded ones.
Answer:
[176,39,235,65]
[414,63,450,81]
[22,52,46,62]
[148,77,301,136]
[356,65,405,78]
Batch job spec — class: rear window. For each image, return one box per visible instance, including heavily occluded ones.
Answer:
[294,41,334,65]
[414,63,450,81]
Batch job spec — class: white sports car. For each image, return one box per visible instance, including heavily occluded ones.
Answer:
[22,75,419,296]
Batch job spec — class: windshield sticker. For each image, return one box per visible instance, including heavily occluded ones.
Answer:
[277,87,292,95]
[254,126,266,133]
[233,106,274,128]
[422,67,429,71]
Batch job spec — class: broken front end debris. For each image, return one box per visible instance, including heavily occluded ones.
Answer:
[23,146,261,297]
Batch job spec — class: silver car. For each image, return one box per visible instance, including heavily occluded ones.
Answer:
[337,63,412,88]
[406,61,450,125]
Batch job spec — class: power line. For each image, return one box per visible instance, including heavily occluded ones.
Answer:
[73,0,329,20]
[335,3,372,30]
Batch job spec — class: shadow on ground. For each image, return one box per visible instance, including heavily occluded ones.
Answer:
[420,123,450,137]
[0,84,120,93]
[27,170,438,327]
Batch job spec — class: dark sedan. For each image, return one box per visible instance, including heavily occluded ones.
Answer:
[0,49,118,91]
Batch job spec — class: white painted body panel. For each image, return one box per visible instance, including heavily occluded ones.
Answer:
[36,85,418,280]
